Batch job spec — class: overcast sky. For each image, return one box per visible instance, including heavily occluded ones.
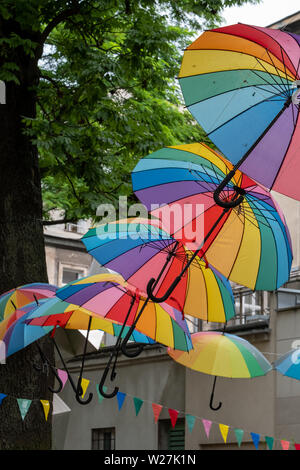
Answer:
[221,0,299,27]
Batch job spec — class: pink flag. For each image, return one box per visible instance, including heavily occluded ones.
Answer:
[152,403,163,423]
[281,440,290,450]
[168,409,179,428]
[58,369,68,389]
[202,419,212,438]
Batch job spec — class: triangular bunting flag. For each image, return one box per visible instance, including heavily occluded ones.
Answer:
[17,398,32,421]
[265,436,274,450]
[0,393,7,405]
[219,424,229,443]
[168,408,179,428]
[186,414,196,433]
[234,428,244,447]
[96,385,107,403]
[202,419,212,439]
[80,378,90,398]
[116,391,126,410]
[281,440,290,450]
[40,400,51,421]
[57,369,68,390]
[133,397,143,416]
[251,432,260,450]
[152,403,163,423]
[52,394,71,415]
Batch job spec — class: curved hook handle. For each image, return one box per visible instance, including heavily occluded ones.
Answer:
[121,338,145,358]
[121,322,145,357]
[209,394,222,411]
[209,376,222,411]
[33,344,64,394]
[48,370,64,394]
[98,365,119,399]
[75,382,93,405]
[146,275,182,304]
[213,170,245,209]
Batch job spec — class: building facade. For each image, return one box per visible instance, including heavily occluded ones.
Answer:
[51,11,300,450]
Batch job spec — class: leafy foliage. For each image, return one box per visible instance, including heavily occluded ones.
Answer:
[1,0,260,222]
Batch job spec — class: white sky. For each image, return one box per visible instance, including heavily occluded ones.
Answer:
[221,0,300,27]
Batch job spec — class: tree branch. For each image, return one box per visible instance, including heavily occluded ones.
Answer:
[43,218,77,226]
[40,5,81,44]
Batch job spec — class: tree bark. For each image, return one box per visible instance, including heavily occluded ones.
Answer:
[0,22,54,449]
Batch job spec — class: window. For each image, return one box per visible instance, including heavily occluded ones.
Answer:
[158,419,185,450]
[62,268,84,286]
[91,427,115,450]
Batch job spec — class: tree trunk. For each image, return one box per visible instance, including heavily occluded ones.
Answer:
[0,28,54,449]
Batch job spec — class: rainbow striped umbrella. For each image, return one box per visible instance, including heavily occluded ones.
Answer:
[274,349,300,381]
[26,273,193,352]
[25,297,155,345]
[168,331,272,378]
[132,143,292,291]
[0,299,53,358]
[168,331,272,410]
[178,23,300,201]
[0,283,58,321]
[81,219,236,323]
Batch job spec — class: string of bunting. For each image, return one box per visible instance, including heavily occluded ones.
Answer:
[0,366,298,451]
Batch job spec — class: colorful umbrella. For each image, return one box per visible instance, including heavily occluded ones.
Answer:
[0,282,58,320]
[178,23,300,201]
[29,273,193,353]
[26,295,156,401]
[132,143,292,291]
[81,218,236,323]
[274,348,300,381]
[26,273,193,398]
[26,298,156,345]
[0,299,65,393]
[168,331,272,410]
[0,299,53,358]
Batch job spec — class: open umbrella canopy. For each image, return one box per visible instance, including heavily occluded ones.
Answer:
[274,348,300,381]
[0,299,53,358]
[168,331,272,378]
[0,283,58,320]
[26,273,193,352]
[81,219,236,323]
[178,23,300,200]
[25,297,155,346]
[132,143,293,291]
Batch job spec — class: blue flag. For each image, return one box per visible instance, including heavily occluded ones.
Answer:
[116,391,126,410]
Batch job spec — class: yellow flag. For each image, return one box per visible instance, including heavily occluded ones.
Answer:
[219,423,229,443]
[80,378,90,398]
[40,400,50,421]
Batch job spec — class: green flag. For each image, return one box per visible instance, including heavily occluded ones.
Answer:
[234,428,244,447]
[96,385,107,404]
[186,414,196,433]
[265,436,274,450]
[17,398,32,421]
[133,397,144,416]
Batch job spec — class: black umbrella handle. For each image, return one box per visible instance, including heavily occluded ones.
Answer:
[146,275,182,303]
[98,363,119,399]
[209,376,222,411]
[213,170,245,209]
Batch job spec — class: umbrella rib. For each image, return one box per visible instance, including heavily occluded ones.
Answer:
[269,106,300,191]
[249,69,290,97]
[263,48,290,97]
[280,45,292,92]
[206,90,285,138]
[296,57,300,80]
[253,55,289,96]
[242,22,299,78]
